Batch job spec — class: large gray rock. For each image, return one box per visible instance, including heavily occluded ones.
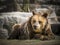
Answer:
[0,17,8,39]
[0,28,8,39]
[0,12,32,35]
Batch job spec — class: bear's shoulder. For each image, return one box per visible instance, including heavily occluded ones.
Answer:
[12,24,21,30]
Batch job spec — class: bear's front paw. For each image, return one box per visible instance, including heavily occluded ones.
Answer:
[34,34,40,39]
[39,35,49,40]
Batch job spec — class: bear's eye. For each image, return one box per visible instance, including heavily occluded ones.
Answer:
[33,20,36,23]
[39,21,42,24]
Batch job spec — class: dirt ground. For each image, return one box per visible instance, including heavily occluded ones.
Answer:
[0,36,60,45]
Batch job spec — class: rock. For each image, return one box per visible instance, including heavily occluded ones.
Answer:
[0,28,8,39]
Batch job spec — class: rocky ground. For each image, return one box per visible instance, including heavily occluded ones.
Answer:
[0,36,60,45]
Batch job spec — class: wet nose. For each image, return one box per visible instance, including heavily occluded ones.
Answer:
[34,25,37,29]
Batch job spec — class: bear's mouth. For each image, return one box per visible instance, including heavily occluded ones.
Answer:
[33,29,43,34]
[33,26,40,30]
[33,26,43,33]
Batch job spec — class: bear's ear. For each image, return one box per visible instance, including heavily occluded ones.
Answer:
[42,13,48,18]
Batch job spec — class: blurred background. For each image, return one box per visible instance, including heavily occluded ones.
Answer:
[0,0,60,39]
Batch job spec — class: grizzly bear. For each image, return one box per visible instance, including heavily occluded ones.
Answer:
[8,12,55,40]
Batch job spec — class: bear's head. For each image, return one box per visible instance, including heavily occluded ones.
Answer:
[28,11,48,34]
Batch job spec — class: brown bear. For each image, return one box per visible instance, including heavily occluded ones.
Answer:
[8,12,55,40]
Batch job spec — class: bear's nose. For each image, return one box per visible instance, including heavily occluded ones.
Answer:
[34,26,37,29]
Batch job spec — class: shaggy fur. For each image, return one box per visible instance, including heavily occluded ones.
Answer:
[8,12,55,40]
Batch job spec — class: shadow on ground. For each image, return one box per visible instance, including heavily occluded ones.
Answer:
[0,36,60,45]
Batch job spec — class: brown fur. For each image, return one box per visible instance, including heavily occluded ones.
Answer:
[8,12,55,40]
